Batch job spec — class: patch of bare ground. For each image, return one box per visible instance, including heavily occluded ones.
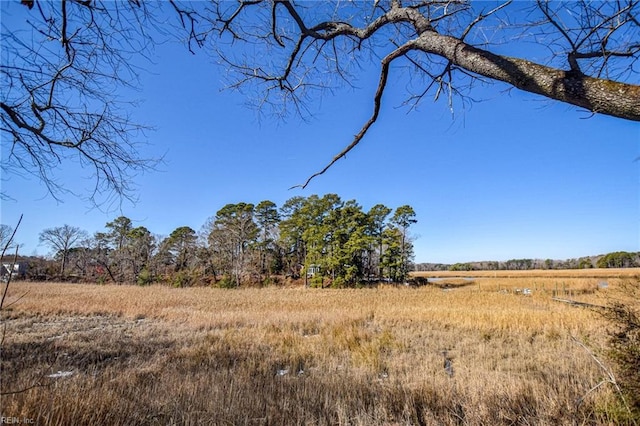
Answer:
[0,281,632,424]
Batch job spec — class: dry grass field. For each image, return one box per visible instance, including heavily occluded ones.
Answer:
[413,268,638,278]
[412,268,639,293]
[2,269,639,425]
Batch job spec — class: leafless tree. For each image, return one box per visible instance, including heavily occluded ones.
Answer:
[1,0,160,205]
[38,224,88,277]
[0,225,15,252]
[169,0,640,187]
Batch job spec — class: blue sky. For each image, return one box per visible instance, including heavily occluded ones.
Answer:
[1,3,639,264]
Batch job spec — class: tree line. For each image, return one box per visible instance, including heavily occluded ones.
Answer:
[2,195,417,287]
[416,252,640,272]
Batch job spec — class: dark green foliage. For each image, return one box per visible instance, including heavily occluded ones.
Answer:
[206,202,258,285]
[216,275,239,289]
[417,253,638,272]
[279,196,416,286]
[136,268,154,286]
[162,226,198,272]
[578,258,594,269]
[105,216,133,251]
[501,258,534,270]
[597,252,639,268]
[34,196,417,286]
[380,228,404,282]
[368,204,392,280]
[255,200,281,280]
[172,270,197,288]
[389,206,417,282]
[449,263,474,272]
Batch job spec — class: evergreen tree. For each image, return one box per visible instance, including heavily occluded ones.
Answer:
[389,205,417,282]
[367,204,392,280]
[254,200,281,281]
[207,203,258,286]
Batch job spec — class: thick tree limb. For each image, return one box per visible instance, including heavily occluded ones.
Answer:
[256,1,638,188]
[410,31,640,121]
[275,1,640,121]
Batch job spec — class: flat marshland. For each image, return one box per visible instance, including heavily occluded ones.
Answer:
[2,269,639,425]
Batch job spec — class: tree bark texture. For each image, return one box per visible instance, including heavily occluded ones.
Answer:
[412,32,640,121]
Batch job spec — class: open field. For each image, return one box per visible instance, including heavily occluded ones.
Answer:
[412,268,640,279]
[411,268,640,279]
[1,273,638,425]
[411,268,640,295]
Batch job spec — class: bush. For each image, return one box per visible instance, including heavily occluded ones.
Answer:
[216,276,238,289]
[601,278,640,421]
[261,276,281,287]
[330,277,346,288]
[309,275,323,288]
[136,268,154,286]
[172,270,196,288]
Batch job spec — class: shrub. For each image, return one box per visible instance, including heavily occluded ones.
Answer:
[136,268,154,286]
[172,270,196,288]
[601,278,640,421]
[216,276,238,289]
[330,277,346,288]
[309,275,323,288]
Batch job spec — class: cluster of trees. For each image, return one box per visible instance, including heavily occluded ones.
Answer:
[5,195,417,287]
[416,252,640,272]
[596,251,639,269]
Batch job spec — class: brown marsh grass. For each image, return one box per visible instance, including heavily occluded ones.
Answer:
[1,276,637,425]
[412,267,640,295]
[412,267,639,278]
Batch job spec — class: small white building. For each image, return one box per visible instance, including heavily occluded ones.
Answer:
[305,264,321,277]
[1,262,28,281]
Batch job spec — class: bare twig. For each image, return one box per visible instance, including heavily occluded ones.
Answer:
[0,215,23,310]
[291,41,419,189]
[0,381,49,396]
[571,334,634,419]
[0,215,57,396]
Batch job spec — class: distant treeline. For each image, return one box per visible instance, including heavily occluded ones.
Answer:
[1,194,417,287]
[415,251,640,272]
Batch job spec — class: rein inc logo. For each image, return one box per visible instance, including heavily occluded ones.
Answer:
[1,418,34,425]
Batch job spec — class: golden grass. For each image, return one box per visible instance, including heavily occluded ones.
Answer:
[412,268,640,295]
[1,279,636,425]
[412,267,640,278]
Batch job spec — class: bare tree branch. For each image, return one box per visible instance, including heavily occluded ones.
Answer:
[1,0,160,205]
[292,41,419,189]
[4,0,638,197]
[0,214,22,310]
[194,0,639,188]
